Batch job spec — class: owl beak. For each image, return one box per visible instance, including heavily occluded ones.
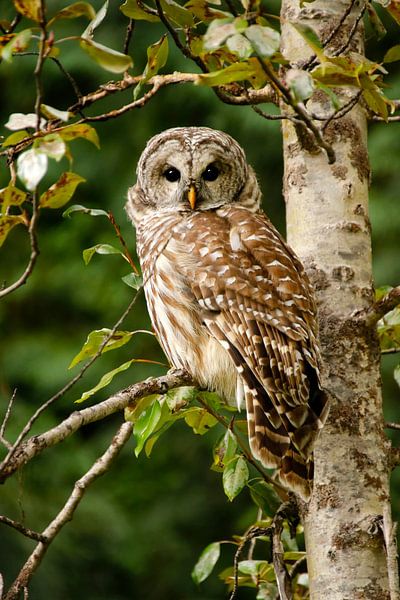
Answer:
[188,185,197,210]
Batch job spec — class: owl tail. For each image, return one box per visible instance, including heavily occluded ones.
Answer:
[279,449,313,500]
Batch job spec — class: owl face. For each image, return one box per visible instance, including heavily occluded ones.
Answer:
[131,127,252,218]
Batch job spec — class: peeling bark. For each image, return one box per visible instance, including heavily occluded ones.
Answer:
[280,1,399,598]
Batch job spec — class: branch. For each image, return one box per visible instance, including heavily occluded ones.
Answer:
[0,515,46,543]
[361,286,400,326]
[381,504,400,600]
[3,421,133,600]
[0,369,194,484]
[229,525,271,600]
[272,504,293,600]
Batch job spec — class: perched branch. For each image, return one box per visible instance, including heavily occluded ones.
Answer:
[386,423,400,431]
[0,369,194,484]
[361,286,400,326]
[3,421,133,600]
[0,516,46,544]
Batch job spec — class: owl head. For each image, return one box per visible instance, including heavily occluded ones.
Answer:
[127,127,261,224]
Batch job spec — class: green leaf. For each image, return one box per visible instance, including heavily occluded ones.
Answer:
[0,215,26,247]
[184,407,218,434]
[122,272,143,289]
[360,74,388,119]
[384,44,400,63]
[134,36,169,99]
[212,429,237,471]
[17,149,48,191]
[41,104,71,122]
[35,133,66,161]
[62,203,108,218]
[375,285,393,301]
[184,0,231,22]
[315,82,341,110]
[80,38,133,73]
[49,1,96,23]
[133,399,162,456]
[39,172,85,209]
[291,22,324,60]
[226,33,253,59]
[120,0,159,22]
[192,542,221,584]
[366,2,387,39]
[82,243,123,265]
[82,0,108,39]
[76,359,134,403]
[2,130,30,147]
[245,24,280,58]
[0,185,27,211]
[247,479,281,517]
[69,328,135,368]
[283,551,306,561]
[58,123,100,148]
[160,0,195,26]
[378,308,400,352]
[5,112,46,131]
[394,364,400,389]
[223,455,249,501]
[196,59,266,87]
[238,560,273,577]
[286,68,314,102]
[165,386,197,411]
[0,29,31,62]
[13,0,41,21]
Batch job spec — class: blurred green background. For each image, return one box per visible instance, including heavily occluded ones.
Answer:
[0,1,399,599]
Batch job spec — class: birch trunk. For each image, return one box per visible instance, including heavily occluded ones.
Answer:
[279,1,399,598]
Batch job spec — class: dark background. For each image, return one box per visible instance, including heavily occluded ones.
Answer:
[0,1,399,598]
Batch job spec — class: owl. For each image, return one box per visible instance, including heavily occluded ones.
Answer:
[126,127,329,499]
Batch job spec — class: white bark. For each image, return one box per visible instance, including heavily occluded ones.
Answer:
[280,1,398,598]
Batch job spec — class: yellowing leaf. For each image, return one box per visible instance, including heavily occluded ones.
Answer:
[58,123,100,148]
[0,29,31,62]
[0,185,27,211]
[1,130,30,147]
[0,215,26,247]
[134,36,169,99]
[80,38,133,73]
[39,172,85,209]
[35,133,66,161]
[384,44,400,63]
[184,407,218,434]
[196,58,266,87]
[82,0,108,39]
[120,0,159,22]
[160,0,195,26]
[49,1,96,23]
[13,0,41,21]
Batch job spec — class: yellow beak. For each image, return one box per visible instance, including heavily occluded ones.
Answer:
[188,185,196,210]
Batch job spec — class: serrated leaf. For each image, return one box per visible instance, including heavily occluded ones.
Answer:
[384,44,400,63]
[0,185,27,211]
[82,0,108,39]
[247,478,281,516]
[69,328,135,368]
[50,1,96,23]
[394,364,400,389]
[2,130,30,147]
[80,38,133,73]
[76,359,134,403]
[40,172,85,209]
[122,272,143,289]
[58,123,100,148]
[0,215,26,247]
[17,149,48,191]
[1,29,31,62]
[245,24,280,58]
[226,33,253,59]
[120,0,159,22]
[41,104,71,122]
[35,133,66,161]
[83,243,123,265]
[63,203,108,218]
[192,542,221,584]
[223,455,249,501]
[160,0,195,26]
[165,386,197,411]
[13,0,41,21]
[184,407,218,434]
[5,112,46,131]
[286,68,314,101]
[133,399,162,456]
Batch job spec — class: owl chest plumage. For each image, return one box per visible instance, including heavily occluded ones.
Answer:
[137,210,238,402]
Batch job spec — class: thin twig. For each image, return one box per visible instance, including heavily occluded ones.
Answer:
[271,504,293,600]
[0,369,194,484]
[123,19,135,55]
[229,526,271,600]
[381,504,400,600]
[4,421,133,600]
[0,516,47,544]
[360,286,400,326]
[386,423,400,431]
[0,289,142,475]
[0,389,17,450]
[34,1,47,132]
[107,211,139,274]
[331,1,366,57]
[321,90,362,132]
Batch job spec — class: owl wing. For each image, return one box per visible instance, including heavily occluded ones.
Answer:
[167,206,329,497]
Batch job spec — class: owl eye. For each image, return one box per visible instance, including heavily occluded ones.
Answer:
[163,167,181,182]
[202,164,220,182]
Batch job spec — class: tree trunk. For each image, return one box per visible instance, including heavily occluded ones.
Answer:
[280,1,399,598]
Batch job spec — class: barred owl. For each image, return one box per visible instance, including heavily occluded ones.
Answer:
[126,127,329,499]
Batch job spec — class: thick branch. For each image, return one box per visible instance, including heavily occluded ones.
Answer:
[0,370,194,484]
[4,421,133,600]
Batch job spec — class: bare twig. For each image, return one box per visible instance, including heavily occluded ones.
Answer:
[386,423,400,431]
[34,0,47,132]
[0,289,142,475]
[0,516,47,543]
[123,19,135,55]
[0,389,17,450]
[331,1,366,57]
[361,286,400,326]
[321,90,362,132]
[229,525,271,600]
[4,421,133,600]
[0,369,194,484]
[107,211,139,274]
[381,504,400,600]
[271,504,293,600]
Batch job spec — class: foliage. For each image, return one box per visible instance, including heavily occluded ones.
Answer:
[0,0,400,598]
